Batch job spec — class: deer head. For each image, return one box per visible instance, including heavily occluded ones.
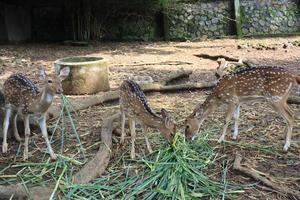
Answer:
[36,67,70,95]
[159,108,177,143]
[184,98,218,140]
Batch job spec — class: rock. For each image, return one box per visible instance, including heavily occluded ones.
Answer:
[242,27,249,34]
[249,27,256,33]
[270,25,278,31]
[259,19,265,26]
[200,16,207,21]
[283,43,288,49]
[205,20,211,26]
[207,31,214,37]
[237,44,248,49]
[212,18,219,24]
[211,25,218,31]
[288,20,295,27]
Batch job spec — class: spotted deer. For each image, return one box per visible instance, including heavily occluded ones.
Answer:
[185,67,299,151]
[2,67,70,160]
[120,79,176,159]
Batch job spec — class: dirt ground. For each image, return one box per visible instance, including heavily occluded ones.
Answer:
[0,36,300,199]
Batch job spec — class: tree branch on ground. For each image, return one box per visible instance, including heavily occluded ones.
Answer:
[72,112,120,184]
[233,152,300,199]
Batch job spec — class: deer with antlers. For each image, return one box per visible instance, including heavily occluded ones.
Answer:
[185,66,299,151]
[2,67,70,160]
[120,79,176,159]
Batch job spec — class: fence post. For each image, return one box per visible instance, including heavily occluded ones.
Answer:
[234,0,242,38]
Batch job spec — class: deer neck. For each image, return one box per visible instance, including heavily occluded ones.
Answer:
[193,95,217,120]
[141,112,165,129]
[32,86,55,113]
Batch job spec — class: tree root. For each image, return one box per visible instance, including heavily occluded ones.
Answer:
[72,112,120,184]
[0,184,53,200]
[233,152,300,199]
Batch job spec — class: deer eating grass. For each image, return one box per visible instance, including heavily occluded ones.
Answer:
[120,79,176,159]
[2,67,70,160]
[185,67,299,151]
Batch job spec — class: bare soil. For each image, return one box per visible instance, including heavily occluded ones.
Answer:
[0,36,300,199]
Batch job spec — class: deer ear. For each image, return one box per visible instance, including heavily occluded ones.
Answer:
[36,68,46,80]
[161,108,173,128]
[161,108,169,118]
[59,67,70,81]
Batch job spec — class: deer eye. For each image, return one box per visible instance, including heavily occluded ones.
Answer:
[48,80,53,84]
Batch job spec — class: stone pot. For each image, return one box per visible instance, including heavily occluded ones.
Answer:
[54,56,110,95]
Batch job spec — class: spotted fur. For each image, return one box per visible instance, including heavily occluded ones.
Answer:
[121,79,158,118]
[185,67,299,151]
[120,79,176,158]
[2,67,70,160]
[4,74,40,113]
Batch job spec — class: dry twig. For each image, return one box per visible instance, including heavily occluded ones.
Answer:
[233,152,300,199]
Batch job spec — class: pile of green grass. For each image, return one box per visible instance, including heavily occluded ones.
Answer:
[63,130,243,199]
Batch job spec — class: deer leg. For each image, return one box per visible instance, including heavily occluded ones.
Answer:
[283,103,294,119]
[39,115,57,160]
[23,114,30,160]
[271,102,294,151]
[142,125,153,154]
[120,111,126,144]
[13,113,22,142]
[129,118,136,159]
[218,103,236,143]
[233,104,240,140]
[2,106,12,153]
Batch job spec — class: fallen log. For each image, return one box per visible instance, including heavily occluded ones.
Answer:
[48,81,217,118]
[233,152,300,199]
[194,53,240,62]
[194,53,256,67]
[72,112,120,184]
[49,80,300,119]
[161,68,193,85]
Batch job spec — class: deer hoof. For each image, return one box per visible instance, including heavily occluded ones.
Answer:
[130,150,135,159]
[50,153,57,160]
[120,138,125,144]
[2,143,8,153]
[283,144,290,151]
[23,151,29,161]
[218,137,225,143]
